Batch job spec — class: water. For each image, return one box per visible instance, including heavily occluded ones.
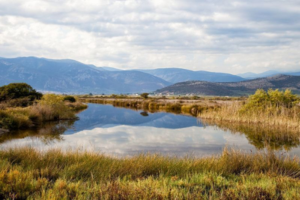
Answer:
[1,103,300,157]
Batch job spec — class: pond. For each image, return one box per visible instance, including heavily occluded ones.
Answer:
[1,103,300,157]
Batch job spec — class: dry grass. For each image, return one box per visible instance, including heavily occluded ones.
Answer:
[81,98,219,116]
[199,101,300,130]
[0,94,87,130]
[0,147,299,199]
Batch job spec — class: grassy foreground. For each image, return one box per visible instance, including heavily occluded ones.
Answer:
[0,148,300,199]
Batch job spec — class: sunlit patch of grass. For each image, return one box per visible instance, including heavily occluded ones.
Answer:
[0,147,299,199]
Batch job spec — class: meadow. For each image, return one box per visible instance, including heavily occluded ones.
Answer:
[0,147,300,199]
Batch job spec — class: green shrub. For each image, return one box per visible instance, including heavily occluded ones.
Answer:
[63,96,76,103]
[240,89,299,114]
[0,83,42,102]
[140,93,149,99]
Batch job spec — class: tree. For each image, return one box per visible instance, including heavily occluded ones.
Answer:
[0,83,42,102]
[140,93,149,99]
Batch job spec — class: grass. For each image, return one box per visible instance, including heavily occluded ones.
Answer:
[0,147,299,199]
[199,100,300,130]
[0,94,87,131]
[82,98,218,116]
[199,89,300,132]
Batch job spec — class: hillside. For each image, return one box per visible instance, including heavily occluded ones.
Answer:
[0,57,170,94]
[155,75,300,96]
[139,68,245,83]
[238,70,300,79]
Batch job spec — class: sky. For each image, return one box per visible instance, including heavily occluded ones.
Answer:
[0,0,300,74]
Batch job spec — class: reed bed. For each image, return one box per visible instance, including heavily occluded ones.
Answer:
[200,101,300,130]
[82,98,218,116]
[0,147,299,199]
[200,89,300,131]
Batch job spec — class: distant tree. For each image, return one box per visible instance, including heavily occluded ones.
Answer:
[140,93,149,99]
[89,93,93,96]
[0,83,42,102]
[63,96,76,103]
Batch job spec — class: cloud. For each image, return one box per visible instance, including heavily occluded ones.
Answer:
[0,0,299,73]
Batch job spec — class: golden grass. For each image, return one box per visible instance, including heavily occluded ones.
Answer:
[199,101,300,130]
[0,147,299,199]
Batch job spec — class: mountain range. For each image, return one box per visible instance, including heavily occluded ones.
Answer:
[0,56,299,95]
[0,57,169,94]
[0,56,246,94]
[155,75,300,96]
[138,68,245,83]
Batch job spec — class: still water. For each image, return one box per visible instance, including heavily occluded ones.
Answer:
[1,103,300,157]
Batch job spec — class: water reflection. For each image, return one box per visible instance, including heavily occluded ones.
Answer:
[0,103,300,157]
[202,120,300,151]
[0,120,75,144]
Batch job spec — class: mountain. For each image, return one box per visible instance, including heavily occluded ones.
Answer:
[238,70,300,79]
[0,57,170,94]
[138,68,245,83]
[100,66,122,71]
[155,75,300,96]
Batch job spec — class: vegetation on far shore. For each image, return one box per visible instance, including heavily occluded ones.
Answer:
[200,89,300,129]
[0,83,87,131]
[0,147,300,199]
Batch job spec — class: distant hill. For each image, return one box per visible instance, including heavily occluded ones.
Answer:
[238,70,300,79]
[138,68,245,83]
[155,75,300,96]
[0,57,170,94]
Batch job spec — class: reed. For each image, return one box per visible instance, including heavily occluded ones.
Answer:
[0,147,299,199]
[82,98,217,116]
[200,89,300,130]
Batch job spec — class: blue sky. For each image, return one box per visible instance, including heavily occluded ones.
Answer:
[0,0,299,74]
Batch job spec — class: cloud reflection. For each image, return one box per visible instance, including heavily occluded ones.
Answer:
[0,125,253,157]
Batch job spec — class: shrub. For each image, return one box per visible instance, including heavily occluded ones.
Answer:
[63,96,76,103]
[0,83,42,102]
[140,93,149,99]
[240,89,299,114]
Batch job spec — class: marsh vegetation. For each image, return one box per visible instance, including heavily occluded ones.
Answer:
[0,83,87,132]
[0,147,300,199]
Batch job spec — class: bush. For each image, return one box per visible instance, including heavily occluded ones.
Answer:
[0,83,42,102]
[63,96,76,103]
[240,89,299,114]
[140,93,149,99]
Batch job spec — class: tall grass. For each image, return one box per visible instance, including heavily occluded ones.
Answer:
[82,98,217,116]
[0,94,87,130]
[0,147,299,199]
[200,89,300,130]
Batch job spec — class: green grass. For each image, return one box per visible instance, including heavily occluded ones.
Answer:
[0,147,299,199]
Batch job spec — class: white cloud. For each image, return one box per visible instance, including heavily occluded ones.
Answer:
[0,0,299,73]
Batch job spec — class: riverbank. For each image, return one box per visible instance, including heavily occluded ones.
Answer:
[80,97,232,116]
[0,147,299,199]
[0,94,87,131]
